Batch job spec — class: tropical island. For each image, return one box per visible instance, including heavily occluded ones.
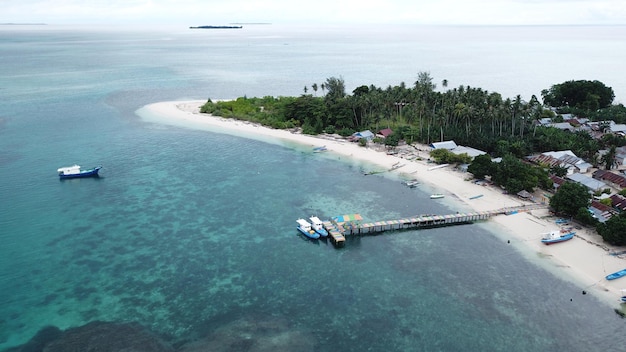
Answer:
[198,73,626,246]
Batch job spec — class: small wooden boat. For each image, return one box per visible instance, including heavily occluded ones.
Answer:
[606,268,626,281]
[404,179,420,188]
[57,165,101,179]
[540,230,575,245]
[430,194,444,199]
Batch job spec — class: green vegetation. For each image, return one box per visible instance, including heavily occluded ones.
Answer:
[429,149,471,165]
[541,80,615,111]
[201,75,616,162]
[200,96,301,130]
[549,182,592,218]
[597,212,626,245]
[492,154,551,194]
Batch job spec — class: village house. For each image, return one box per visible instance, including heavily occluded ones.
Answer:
[430,140,487,159]
[592,169,626,189]
[527,150,591,174]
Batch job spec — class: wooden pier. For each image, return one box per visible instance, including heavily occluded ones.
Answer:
[322,204,546,247]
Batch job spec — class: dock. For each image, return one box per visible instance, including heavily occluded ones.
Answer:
[317,204,546,247]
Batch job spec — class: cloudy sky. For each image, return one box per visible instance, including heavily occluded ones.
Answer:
[2,0,625,25]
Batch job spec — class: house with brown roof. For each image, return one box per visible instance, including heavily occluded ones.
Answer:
[592,170,626,189]
[609,194,626,211]
[377,128,393,139]
[528,150,591,174]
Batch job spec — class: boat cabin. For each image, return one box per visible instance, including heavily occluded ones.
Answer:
[57,165,81,175]
[297,219,312,230]
[310,216,326,231]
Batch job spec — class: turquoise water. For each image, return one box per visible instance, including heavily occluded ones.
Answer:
[1,24,626,351]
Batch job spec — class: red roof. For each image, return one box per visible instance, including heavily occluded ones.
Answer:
[377,128,393,137]
[593,170,626,188]
[610,194,626,211]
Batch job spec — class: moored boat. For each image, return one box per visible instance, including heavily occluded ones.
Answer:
[309,216,328,237]
[404,179,420,188]
[540,230,575,245]
[296,219,320,239]
[606,268,626,280]
[57,165,101,179]
[313,145,327,152]
[430,194,444,199]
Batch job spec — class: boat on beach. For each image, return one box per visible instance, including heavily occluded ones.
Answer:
[57,165,101,179]
[404,179,420,188]
[606,268,626,281]
[309,216,328,237]
[540,229,575,245]
[296,219,320,239]
[430,194,444,199]
[313,145,327,152]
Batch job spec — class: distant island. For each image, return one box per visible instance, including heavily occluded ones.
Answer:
[0,23,47,25]
[189,25,242,29]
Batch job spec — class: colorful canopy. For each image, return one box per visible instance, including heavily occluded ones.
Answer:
[333,214,363,223]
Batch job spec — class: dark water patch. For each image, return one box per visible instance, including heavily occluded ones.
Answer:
[178,313,316,352]
[74,259,105,273]
[7,321,174,352]
[72,285,98,301]
[38,293,58,306]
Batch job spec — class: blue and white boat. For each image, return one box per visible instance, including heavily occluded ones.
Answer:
[606,268,626,281]
[313,145,327,152]
[309,216,328,237]
[540,230,575,245]
[57,165,102,179]
[296,218,320,239]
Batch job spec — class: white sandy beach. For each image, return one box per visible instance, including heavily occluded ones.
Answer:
[138,100,626,308]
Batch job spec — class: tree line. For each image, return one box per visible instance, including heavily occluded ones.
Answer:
[201,74,624,159]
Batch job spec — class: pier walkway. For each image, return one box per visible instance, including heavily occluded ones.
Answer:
[323,204,547,247]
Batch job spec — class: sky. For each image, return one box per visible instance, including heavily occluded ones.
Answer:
[2,0,626,26]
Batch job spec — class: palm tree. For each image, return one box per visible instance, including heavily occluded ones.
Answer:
[601,146,618,170]
[312,83,318,96]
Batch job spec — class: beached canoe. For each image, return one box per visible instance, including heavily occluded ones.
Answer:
[606,268,626,280]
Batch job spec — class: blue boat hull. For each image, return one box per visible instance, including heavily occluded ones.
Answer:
[314,228,329,237]
[297,226,320,239]
[541,233,574,245]
[59,166,101,179]
[606,269,626,280]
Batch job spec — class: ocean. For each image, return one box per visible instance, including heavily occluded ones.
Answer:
[1,24,625,351]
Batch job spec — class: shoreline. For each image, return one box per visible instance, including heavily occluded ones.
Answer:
[137,100,626,309]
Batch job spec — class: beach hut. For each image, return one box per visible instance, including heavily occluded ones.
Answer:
[350,130,374,141]
[377,128,393,139]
